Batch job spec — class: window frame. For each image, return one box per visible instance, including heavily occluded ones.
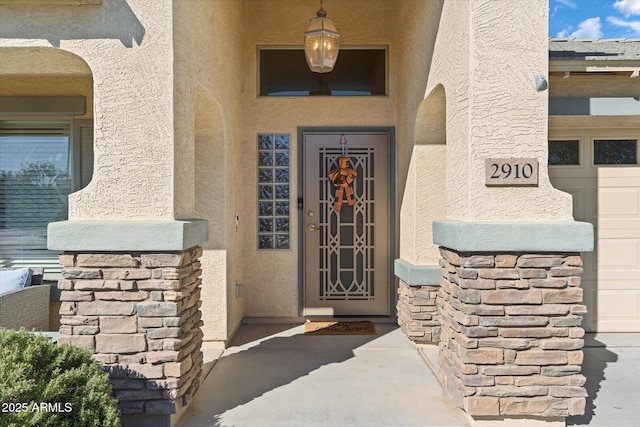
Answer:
[256,45,389,98]
[591,137,639,167]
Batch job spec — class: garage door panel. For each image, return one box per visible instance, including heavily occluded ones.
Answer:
[598,240,640,267]
[599,218,640,238]
[599,188,639,216]
[597,290,640,332]
[549,129,640,332]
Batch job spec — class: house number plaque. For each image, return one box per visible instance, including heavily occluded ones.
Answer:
[485,158,539,187]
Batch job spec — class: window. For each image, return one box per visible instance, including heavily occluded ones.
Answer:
[257,134,290,250]
[549,140,580,165]
[0,119,93,276]
[259,48,387,96]
[593,139,638,165]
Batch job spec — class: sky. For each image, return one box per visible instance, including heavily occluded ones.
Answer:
[550,0,640,38]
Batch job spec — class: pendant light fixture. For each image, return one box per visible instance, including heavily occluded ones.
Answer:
[304,0,340,73]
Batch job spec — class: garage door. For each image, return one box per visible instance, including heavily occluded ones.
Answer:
[549,129,640,332]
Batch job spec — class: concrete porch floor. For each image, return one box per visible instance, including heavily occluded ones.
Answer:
[176,322,470,427]
[176,324,640,427]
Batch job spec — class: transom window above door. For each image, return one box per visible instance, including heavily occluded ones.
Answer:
[258,48,387,96]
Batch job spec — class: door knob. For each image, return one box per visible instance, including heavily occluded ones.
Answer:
[307,224,318,231]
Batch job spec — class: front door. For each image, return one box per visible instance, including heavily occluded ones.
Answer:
[302,131,390,316]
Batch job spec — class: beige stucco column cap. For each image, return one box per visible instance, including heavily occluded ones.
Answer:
[433,220,594,253]
[48,219,209,251]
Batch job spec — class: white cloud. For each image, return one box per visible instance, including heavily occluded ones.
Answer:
[607,16,640,34]
[556,29,570,37]
[556,0,577,8]
[563,17,603,38]
[613,0,640,17]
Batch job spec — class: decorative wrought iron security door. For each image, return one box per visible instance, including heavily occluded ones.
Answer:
[303,132,389,316]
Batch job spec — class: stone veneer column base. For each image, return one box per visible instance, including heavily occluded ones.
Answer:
[56,246,204,420]
[397,281,441,343]
[437,247,587,420]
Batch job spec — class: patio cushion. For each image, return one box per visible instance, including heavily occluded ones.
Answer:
[0,268,33,295]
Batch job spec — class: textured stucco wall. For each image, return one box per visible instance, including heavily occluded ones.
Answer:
[173,0,244,342]
[426,0,573,222]
[241,0,399,317]
[0,0,175,220]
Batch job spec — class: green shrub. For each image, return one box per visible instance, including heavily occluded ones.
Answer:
[0,328,120,427]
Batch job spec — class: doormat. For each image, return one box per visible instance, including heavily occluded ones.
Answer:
[304,320,377,335]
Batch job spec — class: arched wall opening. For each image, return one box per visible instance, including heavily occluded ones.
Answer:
[193,86,234,342]
[400,84,447,265]
[0,46,94,330]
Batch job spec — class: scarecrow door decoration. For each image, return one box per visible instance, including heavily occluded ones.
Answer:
[327,135,358,212]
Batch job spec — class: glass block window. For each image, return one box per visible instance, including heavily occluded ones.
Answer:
[593,139,638,165]
[549,140,580,165]
[257,134,290,249]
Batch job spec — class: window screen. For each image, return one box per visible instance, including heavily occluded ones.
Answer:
[259,49,386,96]
[0,120,92,277]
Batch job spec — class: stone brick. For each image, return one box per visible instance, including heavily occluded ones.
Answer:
[515,375,573,386]
[499,397,568,416]
[145,400,176,415]
[516,256,564,268]
[568,277,582,287]
[137,302,179,317]
[59,302,77,315]
[150,291,164,301]
[482,290,541,305]
[569,328,585,339]
[482,366,540,376]
[550,316,583,327]
[495,255,517,268]
[77,254,139,268]
[504,304,570,316]
[478,338,533,350]
[461,255,494,268]
[75,280,120,291]
[57,335,95,352]
[478,269,519,280]
[480,316,549,327]
[462,326,499,338]
[459,303,504,316]
[515,350,568,366]
[495,376,514,385]
[138,317,164,328]
[569,397,586,416]
[60,291,94,302]
[146,351,180,364]
[440,248,461,266]
[137,280,181,291]
[518,269,548,279]
[164,357,193,378]
[459,348,503,364]
[95,291,149,301]
[61,269,102,280]
[565,256,583,267]
[73,325,99,335]
[96,334,147,354]
[102,269,152,280]
[57,279,74,290]
[77,301,137,316]
[496,280,530,290]
[459,279,495,290]
[458,289,481,304]
[549,386,588,398]
[141,253,187,268]
[542,288,583,304]
[539,338,584,350]
[147,328,181,339]
[549,266,584,277]
[92,354,118,364]
[529,278,568,288]
[542,365,582,377]
[60,316,98,326]
[100,316,138,333]
[568,350,584,365]
[455,268,478,279]
[125,363,165,379]
[114,389,165,402]
[466,397,500,416]
[478,386,548,397]
[59,254,75,267]
[570,305,588,315]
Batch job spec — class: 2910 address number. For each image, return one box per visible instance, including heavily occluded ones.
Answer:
[485,158,539,187]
